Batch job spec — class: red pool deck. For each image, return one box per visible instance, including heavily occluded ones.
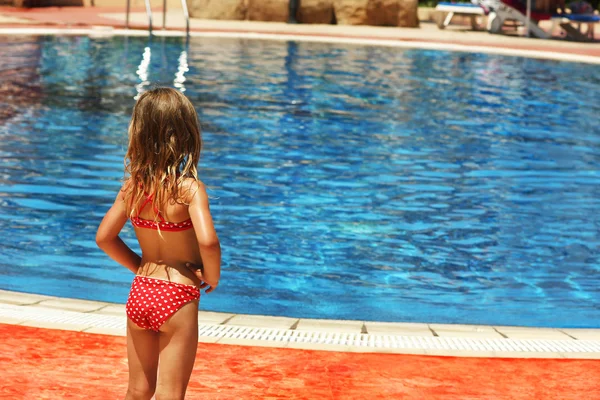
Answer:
[1,323,599,399]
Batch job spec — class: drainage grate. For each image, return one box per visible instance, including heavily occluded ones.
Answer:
[1,304,599,354]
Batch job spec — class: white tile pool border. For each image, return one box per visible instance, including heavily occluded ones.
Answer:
[0,27,599,65]
[1,290,599,359]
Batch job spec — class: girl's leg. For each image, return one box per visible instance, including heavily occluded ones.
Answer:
[125,319,160,400]
[155,300,199,400]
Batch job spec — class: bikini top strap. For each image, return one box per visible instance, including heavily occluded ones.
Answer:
[137,193,166,222]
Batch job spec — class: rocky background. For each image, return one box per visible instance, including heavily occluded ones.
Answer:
[188,0,419,28]
[0,0,419,28]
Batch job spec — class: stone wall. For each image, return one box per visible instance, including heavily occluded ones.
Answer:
[187,0,290,22]
[397,0,419,27]
[334,0,418,27]
[367,0,399,26]
[332,0,368,25]
[247,0,289,22]
[187,0,247,20]
[9,0,417,27]
[296,0,334,24]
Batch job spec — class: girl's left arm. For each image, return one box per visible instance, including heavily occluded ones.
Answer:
[96,187,141,274]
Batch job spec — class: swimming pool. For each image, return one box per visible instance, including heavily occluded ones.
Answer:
[0,35,599,328]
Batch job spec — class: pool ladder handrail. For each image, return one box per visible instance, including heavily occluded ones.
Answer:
[125,0,190,37]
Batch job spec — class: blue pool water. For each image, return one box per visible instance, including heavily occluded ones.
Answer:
[0,35,599,328]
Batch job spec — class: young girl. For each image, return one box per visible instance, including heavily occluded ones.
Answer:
[96,87,221,400]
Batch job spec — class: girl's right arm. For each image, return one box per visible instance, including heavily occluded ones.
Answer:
[96,187,141,274]
[188,180,221,293]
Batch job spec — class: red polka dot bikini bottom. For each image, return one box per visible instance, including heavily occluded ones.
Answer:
[126,275,200,332]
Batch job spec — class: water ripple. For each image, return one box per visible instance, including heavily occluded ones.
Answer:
[0,36,599,327]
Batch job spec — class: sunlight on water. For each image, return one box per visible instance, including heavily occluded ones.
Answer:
[0,35,599,327]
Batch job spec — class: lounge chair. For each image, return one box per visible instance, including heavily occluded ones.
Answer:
[474,0,553,38]
[474,0,599,40]
[435,2,486,29]
[550,13,599,40]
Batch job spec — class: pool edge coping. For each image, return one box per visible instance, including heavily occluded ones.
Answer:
[0,27,598,65]
[1,289,599,359]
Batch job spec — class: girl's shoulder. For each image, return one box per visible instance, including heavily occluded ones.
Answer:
[118,178,134,200]
[178,177,207,204]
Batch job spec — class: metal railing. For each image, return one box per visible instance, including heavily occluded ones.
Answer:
[179,0,190,36]
[126,0,190,37]
[144,0,153,33]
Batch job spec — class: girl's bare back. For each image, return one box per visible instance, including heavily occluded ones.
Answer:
[130,180,203,287]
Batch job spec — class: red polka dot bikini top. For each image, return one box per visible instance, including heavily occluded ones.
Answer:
[130,193,193,232]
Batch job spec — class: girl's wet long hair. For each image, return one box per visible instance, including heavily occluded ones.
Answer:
[124,87,201,218]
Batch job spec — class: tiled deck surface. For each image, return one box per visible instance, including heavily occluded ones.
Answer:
[1,289,599,359]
